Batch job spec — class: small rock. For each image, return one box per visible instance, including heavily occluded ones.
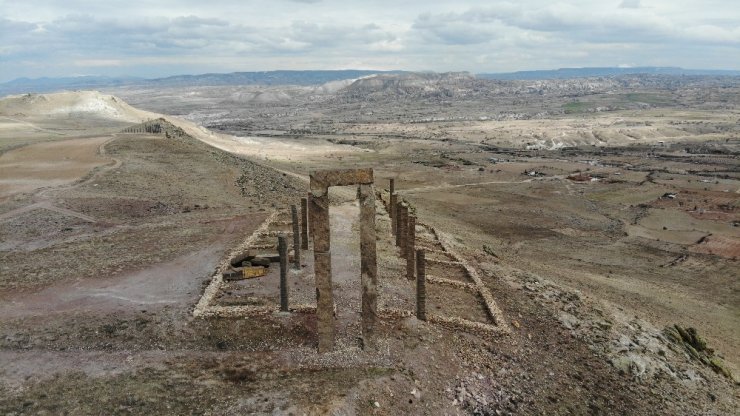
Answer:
[558,311,579,330]
[251,257,272,267]
[410,388,421,399]
[373,401,380,408]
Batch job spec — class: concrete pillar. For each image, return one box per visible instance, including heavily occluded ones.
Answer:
[390,193,398,235]
[291,204,300,269]
[300,198,309,250]
[310,185,334,352]
[279,235,289,312]
[406,215,416,280]
[359,184,378,347]
[416,249,426,321]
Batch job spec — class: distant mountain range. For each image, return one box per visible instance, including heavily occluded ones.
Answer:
[0,75,145,96]
[0,70,400,96]
[479,66,740,80]
[2,67,739,96]
[146,70,402,87]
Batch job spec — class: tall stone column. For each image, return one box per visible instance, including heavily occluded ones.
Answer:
[279,235,289,312]
[406,215,416,280]
[307,192,314,242]
[398,203,408,258]
[416,249,426,321]
[388,178,395,212]
[300,198,309,250]
[395,201,404,247]
[309,184,333,353]
[359,184,378,347]
[291,204,300,269]
[390,193,398,235]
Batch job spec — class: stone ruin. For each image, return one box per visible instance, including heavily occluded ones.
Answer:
[194,167,508,354]
[121,119,164,134]
[309,168,378,352]
[120,118,187,138]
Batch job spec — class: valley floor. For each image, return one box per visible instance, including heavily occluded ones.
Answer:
[0,93,737,414]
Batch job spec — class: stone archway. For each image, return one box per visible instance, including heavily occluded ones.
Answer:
[308,168,377,353]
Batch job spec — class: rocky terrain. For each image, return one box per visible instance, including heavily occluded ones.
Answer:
[0,75,738,415]
[109,73,740,149]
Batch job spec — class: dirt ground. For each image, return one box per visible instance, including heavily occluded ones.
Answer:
[0,136,112,201]
[0,91,738,414]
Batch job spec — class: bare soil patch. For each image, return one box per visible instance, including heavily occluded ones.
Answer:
[0,136,110,200]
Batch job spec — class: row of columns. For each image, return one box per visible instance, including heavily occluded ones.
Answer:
[279,199,311,313]
[278,175,427,354]
[389,180,417,281]
[388,178,426,321]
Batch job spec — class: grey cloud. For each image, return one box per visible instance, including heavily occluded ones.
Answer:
[412,4,740,47]
[0,13,400,63]
[413,13,501,45]
[619,0,641,9]
[286,21,394,48]
[0,18,37,35]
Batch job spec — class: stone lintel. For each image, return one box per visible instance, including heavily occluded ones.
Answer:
[310,168,374,188]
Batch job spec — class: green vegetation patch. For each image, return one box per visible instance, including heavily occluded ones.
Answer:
[563,101,592,114]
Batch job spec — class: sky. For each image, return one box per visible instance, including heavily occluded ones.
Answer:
[1,0,739,82]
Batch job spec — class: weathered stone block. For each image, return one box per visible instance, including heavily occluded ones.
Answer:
[251,257,272,267]
[310,168,374,187]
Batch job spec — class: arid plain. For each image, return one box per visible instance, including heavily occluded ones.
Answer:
[0,73,738,414]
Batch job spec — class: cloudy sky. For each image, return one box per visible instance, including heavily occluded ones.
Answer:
[1,0,739,81]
